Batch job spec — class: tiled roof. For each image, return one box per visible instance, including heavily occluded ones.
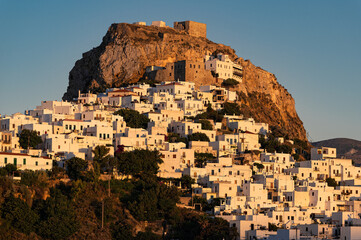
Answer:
[62,119,83,122]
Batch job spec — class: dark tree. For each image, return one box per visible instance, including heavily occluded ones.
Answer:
[195,104,224,122]
[168,210,238,240]
[219,102,242,116]
[114,109,150,129]
[1,196,39,234]
[167,133,187,144]
[1,164,17,176]
[199,119,213,130]
[180,175,195,189]
[326,177,338,188]
[19,129,42,149]
[65,157,88,180]
[92,145,116,173]
[111,221,134,240]
[221,78,239,87]
[136,231,162,240]
[36,188,79,240]
[188,133,210,142]
[116,149,163,177]
[126,178,179,221]
[195,152,214,167]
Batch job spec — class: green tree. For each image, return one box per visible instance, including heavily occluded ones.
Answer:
[65,157,88,180]
[189,196,207,208]
[194,152,214,167]
[111,221,134,240]
[219,102,242,116]
[167,133,187,144]
[2,164,17,175]
[221,78,239,88]
[1,196,39,234]
[180,175,195,189]
[114,109,150,129]
[168,210,237,240]
[195,104,224,122]
[19,129,42,149]
[20,170,48,187]
[326,177,338,188]
[92,145,116,173]
[188,133,210,142]
[126,179,179,221]
[253,163,265,171]
[136,231,162,240]
[269,223,278,231]
[83,161,101,182]
[36,188,79,240]
[116,149,163,177]
[199,119,213,130]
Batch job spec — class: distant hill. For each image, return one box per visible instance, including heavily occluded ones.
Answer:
[312,138,361,165]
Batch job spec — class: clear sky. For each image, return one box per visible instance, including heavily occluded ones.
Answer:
[0,0,360,141]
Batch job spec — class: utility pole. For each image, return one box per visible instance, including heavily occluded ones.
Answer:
[191,186,193,207]
[108,178,111,197]
[27,134,30,153]
[101,199,104,229]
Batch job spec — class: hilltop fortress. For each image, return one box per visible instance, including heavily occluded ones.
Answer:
[133,20,207,38]
[63,20,307,140]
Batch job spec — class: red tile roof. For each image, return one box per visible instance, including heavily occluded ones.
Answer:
[161,82,183,86]
[0,152,51,159]
[62,119,83,122]
[244,131,256,135]
[111,89,132,93]
[0,152,28,156]
[126,87,142,89]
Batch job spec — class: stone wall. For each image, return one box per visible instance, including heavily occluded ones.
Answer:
[174,21,207,38]
[153,60,216,86]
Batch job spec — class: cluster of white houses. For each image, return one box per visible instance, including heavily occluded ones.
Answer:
[1,79,361,239]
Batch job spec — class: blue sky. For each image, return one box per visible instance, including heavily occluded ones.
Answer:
[0,0,360,141]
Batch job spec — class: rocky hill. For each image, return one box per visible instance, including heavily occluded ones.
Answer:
[313,138,361,165]
[63,22,307,140]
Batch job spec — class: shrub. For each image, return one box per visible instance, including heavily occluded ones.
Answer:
[219,102,241,116]
[222,78,239,87]
[65,157,88,180]
[199,119,213,130]
[187,133,210,142]
[1,196,39,234]
[114,109,150,129]
[19,129,42,149]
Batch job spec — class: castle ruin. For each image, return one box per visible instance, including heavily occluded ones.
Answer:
[173,21,207,38]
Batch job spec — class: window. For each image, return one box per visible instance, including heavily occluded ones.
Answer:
[14,158,17,165]
[46,162,49,165]
[23,159,26,165]
[35,161,38,166]
[4,158,7,164]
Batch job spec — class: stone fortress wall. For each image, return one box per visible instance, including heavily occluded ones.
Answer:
[173,21,207,38]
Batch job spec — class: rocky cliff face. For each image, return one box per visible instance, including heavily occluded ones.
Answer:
[63,23,307,140]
